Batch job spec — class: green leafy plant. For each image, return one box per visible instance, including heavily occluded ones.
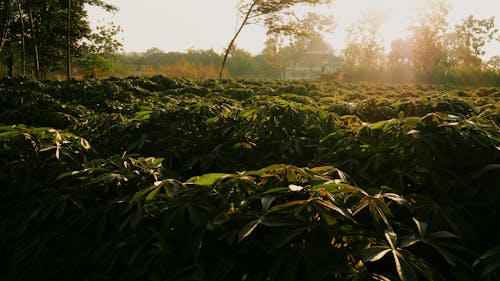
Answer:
[0,77,498,281]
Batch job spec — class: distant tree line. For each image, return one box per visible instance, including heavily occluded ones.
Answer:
[94,34,342,81]
[100,47,273,80]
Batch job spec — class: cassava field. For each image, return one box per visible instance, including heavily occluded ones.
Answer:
[1,76,499,281]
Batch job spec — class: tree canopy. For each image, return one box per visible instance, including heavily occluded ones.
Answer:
[0,0,120,79]
[219,0,333,79]
[339,0,499,85]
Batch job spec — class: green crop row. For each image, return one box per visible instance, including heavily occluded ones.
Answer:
[0,77,499,281]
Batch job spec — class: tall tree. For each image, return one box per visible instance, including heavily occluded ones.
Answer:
[388,39,412,68]
[261,34,285,78]
[409,0,449,82]
[0,0,14,53]
[484,55,500,72]
[0,0,117,78]
[447,15,498,68]
[16,0,25,76]
[261,12,335,78]
[28,9,39,79]
[76,22,122,78]
[66,0,71,79]
[226,46,257,77]
[219,0,332,79]
[342,11,385,77]
[387,38,414,82]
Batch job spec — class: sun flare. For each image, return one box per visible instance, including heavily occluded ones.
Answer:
[377,0,416,43]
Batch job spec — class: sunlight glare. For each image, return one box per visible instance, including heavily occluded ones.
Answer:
[378,0,416,43]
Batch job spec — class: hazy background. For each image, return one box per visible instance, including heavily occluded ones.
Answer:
[87,0,500,58]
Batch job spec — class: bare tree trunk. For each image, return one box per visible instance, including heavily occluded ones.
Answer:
[66,0,71,80]
[17,0,26,76]
[0,6,12,54]
[28,9,40,79]
[219,0,259,79]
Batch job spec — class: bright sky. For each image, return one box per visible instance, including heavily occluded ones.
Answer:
[87,0,500,58]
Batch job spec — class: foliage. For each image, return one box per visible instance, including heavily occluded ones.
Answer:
[226,47,257,78]
[0,77,499,280]
[219,0,332,78]
[0,0,118,78]
[104,36,342,80]
[339,1,499,85]
[449,16,498,68]
[76,22,123,77]
[343,11,385,73]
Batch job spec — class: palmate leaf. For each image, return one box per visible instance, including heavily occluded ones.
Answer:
[400,235,420,248]
[311,182,364,199]
[313,189,356,222]
[270,199,310,213]
[411,196,463,236]
[4,78,500,281]
[363,230,441,281]
[385,230,398,250]
[138,179,182,202]
[55,170,82,180]
[316,202,338,226]
[238,219,261,242]
[426,230,460,241]
[471,164,500,179]
[393,250,418,281]
[362,246,392,262]
[246,164,314,184]
[369,273,392,281]
[309,166,352,183]
[381,192,408,205]
[353,194,393,226]
[261,195,277,211]
[473,246,500,279]
[431,243,462,268]
[187,173,232,186]
[409,218,463,267]
[261,187,291,195]
[413,217,428,238]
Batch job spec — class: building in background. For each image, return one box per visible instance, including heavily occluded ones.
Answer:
[283,37,343,80]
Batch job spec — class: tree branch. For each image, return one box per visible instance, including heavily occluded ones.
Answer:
[219,0,260,79]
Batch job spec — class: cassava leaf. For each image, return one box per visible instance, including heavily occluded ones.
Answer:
[238,219,261,242]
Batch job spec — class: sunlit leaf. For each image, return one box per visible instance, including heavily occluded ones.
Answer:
[354,194,393,226]
[289,184,304,191]
[385,230,398,250]
[382,192,407,205]
[145,185,162,201]
[393,250,418,281]
[270,200,309,213]
[80,138,91,149]
[238,219,261,242]
[314,195,355,222]
[362,246,391,262]
[400,235,420,248]
[187,173,232,186]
